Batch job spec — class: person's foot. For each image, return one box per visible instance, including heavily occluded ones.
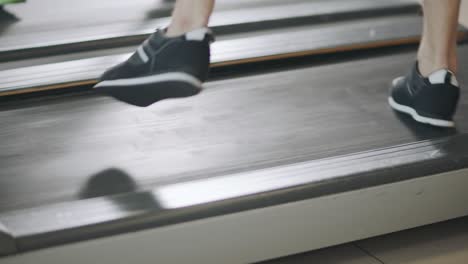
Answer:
[388,62,460,127]
[94,27,214,107]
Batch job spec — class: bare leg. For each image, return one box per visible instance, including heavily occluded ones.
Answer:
[166,0,215,37]
[418,0,461,76]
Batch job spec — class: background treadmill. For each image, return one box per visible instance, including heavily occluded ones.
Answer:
[1,1,468,263]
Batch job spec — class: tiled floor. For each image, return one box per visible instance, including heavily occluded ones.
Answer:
[357,217,468,264]
[262,216,468,264]
[260,245,381,264]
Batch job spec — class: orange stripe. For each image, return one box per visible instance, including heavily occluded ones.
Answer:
[1,31,466,97]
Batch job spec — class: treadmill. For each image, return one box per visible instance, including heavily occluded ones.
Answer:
[1,1,468,263]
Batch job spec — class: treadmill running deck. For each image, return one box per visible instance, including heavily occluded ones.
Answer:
[0,45,467,213]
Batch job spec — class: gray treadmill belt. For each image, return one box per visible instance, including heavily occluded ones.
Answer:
[0,14,446,96]
[0,0,419,61]
[0,44,467,255]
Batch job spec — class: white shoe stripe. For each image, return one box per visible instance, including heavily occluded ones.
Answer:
[392,76,404,87]
[94,72,202,88]
[137,46,149,63]
[388,97,454,127]
[428,69,459,87]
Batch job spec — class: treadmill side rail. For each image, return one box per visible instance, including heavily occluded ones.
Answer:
[2,134,468,256]
[0,221,17,255]
[2,168,468,264]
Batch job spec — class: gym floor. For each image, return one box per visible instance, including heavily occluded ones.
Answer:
[263,215,468,263]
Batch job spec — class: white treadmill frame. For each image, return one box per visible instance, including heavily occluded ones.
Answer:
[2,168,468,264]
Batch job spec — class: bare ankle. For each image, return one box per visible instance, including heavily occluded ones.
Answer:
[417,50,457,76]
[418,60,458,77]
[166,19,207,37]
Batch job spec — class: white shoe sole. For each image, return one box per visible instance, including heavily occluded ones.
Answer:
[94,72,202,107]
[388,97,454,127]
[94,72,202,89]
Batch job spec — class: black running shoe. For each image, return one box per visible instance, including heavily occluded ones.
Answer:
[94,27,214,107]
[388,63,460,127]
